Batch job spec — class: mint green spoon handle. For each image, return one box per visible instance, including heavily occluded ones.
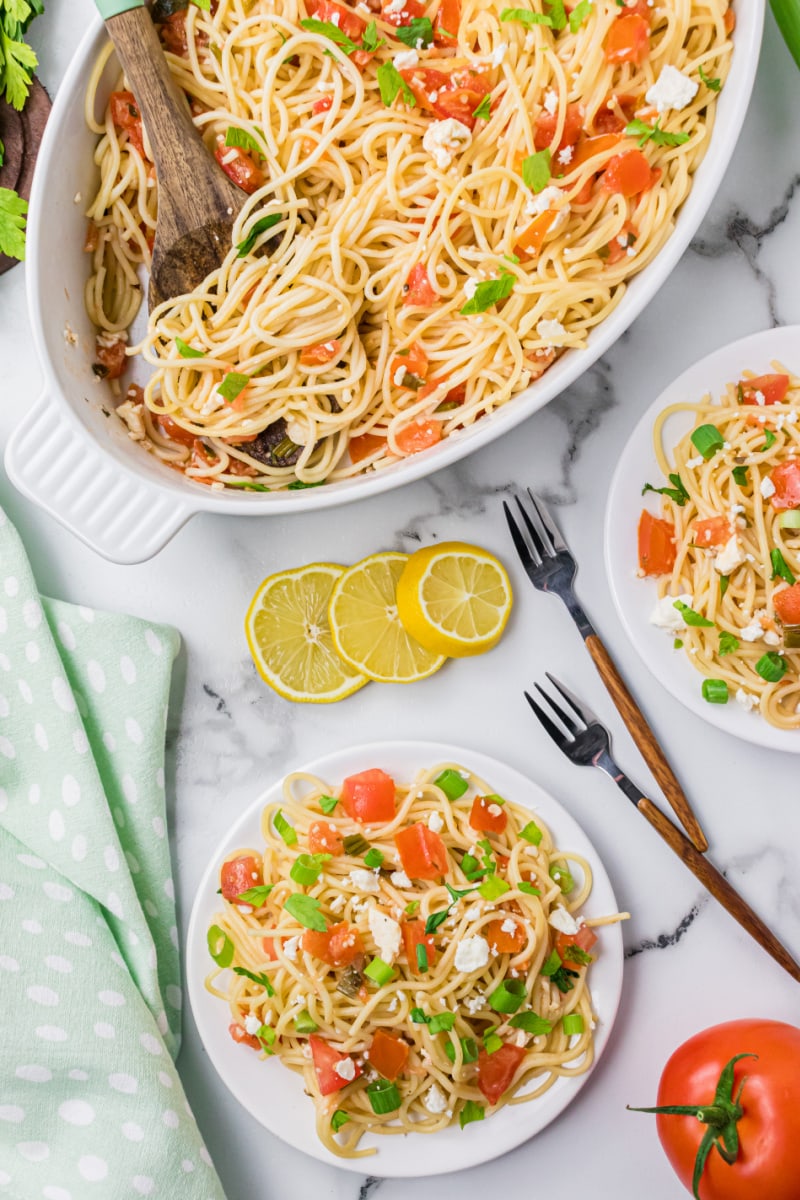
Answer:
[95,0,144,18]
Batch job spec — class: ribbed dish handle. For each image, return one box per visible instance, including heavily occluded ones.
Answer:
[4,395,193,565]
[96,0,145,17]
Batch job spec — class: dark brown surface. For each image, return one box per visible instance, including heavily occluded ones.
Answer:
[105,6,246,310]
[0,78,51,275]
[637,795,800,984]
[586,632,709,853]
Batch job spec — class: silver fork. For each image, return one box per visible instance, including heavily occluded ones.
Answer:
[526,673,800,985]
[503,488,708,853]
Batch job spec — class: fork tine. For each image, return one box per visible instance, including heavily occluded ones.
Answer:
[527,489,568,554]
[502,501,540,569]
[544,671,597,727]
[523,690,572,750]
[534,681,580,737]
[514,495,547,562]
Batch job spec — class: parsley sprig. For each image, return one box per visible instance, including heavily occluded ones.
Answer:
[642,474,690,507]
[625,118,690,149]
[0,0,41,111]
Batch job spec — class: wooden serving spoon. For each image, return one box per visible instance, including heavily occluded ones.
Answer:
[96,0,246,309]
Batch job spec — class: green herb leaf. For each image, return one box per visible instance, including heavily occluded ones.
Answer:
[428,1011,456,1033]
[624,117,689,148]
[521,148,551,193]
[236,212,283,258]
[300,17,358,53]
[284,893,327,931]
[459,1100,485,1128]
[478,875,511,901]
[175,336,204,359]
[518,881,541,896]
[319,794,339,815]
[424,909,450,935]
[287,479,326,489]
[500,6,553,26]
[233,965,275,996]
[395,16,433,46]
[718,631,740,657]
[225,125,263,158]
[546,0,567,29]
[363,847,385,869]
[274,809,298,846]
[548,861,574,894]
[361,19,384,50]
[673,600,715,628]
[331,1109,350,1131]
[519,820,543,845]
[698,63,721,91]
[732,466,749,486]
[445,883,476,906]
[376,61,416,107]
[217,372,250,404]
[759,430,777,452]
[719,576,730,599]
[690,424,725,461]
[0,187,27,260]
[562,944,593,966]
[568,0,593,31]
[207,924,234,967]
[472,93,492,120]
[702,678,728,704]
[256,1023,277,1053]
[771,548,796,585]
[642,474,690,507]
[509,1011,553,1034]
[404,900,420,916]
[237,884,274,906]
[460,271,516,315]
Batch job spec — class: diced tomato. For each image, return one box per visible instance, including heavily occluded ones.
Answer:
[367,1030,410,1080]
[534,101,584,152]
[214,144,264,194]
[604,13,650,64]
[229,1022,261,1050]
[692,516,732,549]
[313,94,334,115]
[340,768,396,823]
[308,821,344,857]
[300,338,342,367]
[221,854,263,901]
[262,929,279,961]
[159,10,188,55]
[381,0,425,25]
[774,583,800,627]
[391,341,430,387]
[486,917,526,953]
[309,1035,362,1095]
[604,220,638,265]
[399,66,492,130]
[769,462,800,512]
[94,337,128,381]
[394,822,448,880]
[349,432,386,463]
[110,90,147,159]
[395,420,443,455]
[592,92,639,134]
[603,149,657,197]
[570,133,622,172]
[302,922,365,968]
[403,263,438,307]
[401,919,437,973]
[469,795,508,835]
[416,376,465,409]
[514,210,557,261]
[435,0,460,43]
[739,374,790,406]
[723,6,735,33]
[477,1043,526,1105]
[554,924,597,966]
[308,0,366,41]
[638,510,676,576]
[157,413,197,447]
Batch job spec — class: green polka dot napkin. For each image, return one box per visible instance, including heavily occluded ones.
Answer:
[0,508,226,1200]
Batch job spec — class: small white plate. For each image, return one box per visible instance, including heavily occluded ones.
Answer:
[186,740,624,1177]
[605,326,800,754]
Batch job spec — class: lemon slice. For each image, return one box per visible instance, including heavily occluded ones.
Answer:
[245,564,368,703]
[328,552,446,683]
[396,542,513,658]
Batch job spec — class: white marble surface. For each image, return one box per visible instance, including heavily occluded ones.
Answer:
[3,5,800,1197]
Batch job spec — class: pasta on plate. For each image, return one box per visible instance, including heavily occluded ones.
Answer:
[85,0,732,491]
[205,762,623,1156]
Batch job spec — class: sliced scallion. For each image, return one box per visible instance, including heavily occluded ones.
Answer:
[207,924,234,967]
[416,943,429,973]
[331,1109,350,1132]
[756,651,787,683]
[562,1013,585,1036]
[364,957,395,986]
[363,847,385,869]
[779,510,800,530]
[427,1011,456,1033]
[488,978,527,1014]
[549,861,574,894]
[366,1079,401,1115]
[434,768,469,800]
[690,424,724,460]
[342,833,370,856]
[478,876,511,901]
[702,678,729,704]
[518,881,541,896]
[273,809,298,847]
[404,900,420,916]
[289,852,330,887]
[294,1009,319,1034]
[482,1027,503,1055]
[519,820,543,845]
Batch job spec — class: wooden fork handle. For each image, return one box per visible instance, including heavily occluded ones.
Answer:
[586,633,709,852]
[637,796,800,984]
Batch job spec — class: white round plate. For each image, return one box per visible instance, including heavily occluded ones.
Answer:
[605,325,800,754]
[186,740,624,1177]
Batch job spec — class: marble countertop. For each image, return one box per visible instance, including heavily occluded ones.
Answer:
[3,4,800,1196]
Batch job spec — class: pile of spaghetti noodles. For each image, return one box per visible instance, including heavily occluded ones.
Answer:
[641,365,800,728]
[85,0,732,490]
[206,762,620,1156]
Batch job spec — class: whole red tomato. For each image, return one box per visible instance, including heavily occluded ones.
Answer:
[630,1020,800,1200]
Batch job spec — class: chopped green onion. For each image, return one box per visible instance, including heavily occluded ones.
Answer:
[541,948,563,977]
[642,474,690,507]
[484,793,506,806]
[562,944,592,966]
[720,576,730,599]
[771,548,796,585]
[673,638,684,649]
[434,769,469,800]
[363,848,385,869]
[562,1013,585,1036]
[342,833,370,856]
[410,1007,428,1024]
[236,884,274,906]
[459,1100,486,1129]
[365,957,395,986]
[444,1036,479,1063]
[318,794,338,815]
[779,510,800,530]
[488,978,527,1014]
[690,424,725,461]
[702,678,729,705]
[233,965,275,996]
[624,117,689,148]
[500,6,553,26]
[366,1079,401,1114]
[673,600,714,628]
[283,893,327,931]
[718,631,740,657]
[756,651,787,683]
[424,909,450,935]
[518,881,541,896]
[416,943,429,973]
[482,1028,503,1055]
[698,63,721,91]
[294,1009,319,1034]
[732,466,749,486]
[519,820,543,845]
[460,271,516,316]
[395,16,433,46]
[217,371,250,404]
[175,336,204,359]
[274,809,298,846]
[289,852,331,887]
[478,876,511,901]
[509,1011,553,1035]
[568,0,593,30]
[521,148,551,193]
[207,924,234,968]
[759,430,777,452]
[404,900,420,916]
[460,853,482,878]
[331,1109,350,1132]
[428,1011,456,1033]
[257,1024,277,1053]
[549,861,574,894]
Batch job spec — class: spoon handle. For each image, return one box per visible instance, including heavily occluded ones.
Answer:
[95,0,144,15]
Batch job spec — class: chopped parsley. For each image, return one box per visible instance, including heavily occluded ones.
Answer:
[232,965,275,996]
[236,884,274,906]
[216,372,250,404]
[770,548,796,585]
[472,93,492,120]
[759,429,777,452]
[718,631,740,657]
[376,61,416,107]
[625,118,690,148]
[521,147,551,192]
[395,16,433,46]
[698,63,721,91]
[673,599,714,628]
[236,212,283,258]
[568,0,593,31]
[460,270,516,315]
[642,473,690,507]
[225,125,264,158]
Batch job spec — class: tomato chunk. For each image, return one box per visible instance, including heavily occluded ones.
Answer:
[391,341,429,387]
[308,0,366,42]
[603,220,638,265]
[534,101,584,152]
[349,432,386,464]
[313,94,333,115]
[221,854,263,901]
[469,795,508,835]
[300,339,342,367]
[214,144,265,194]
[638,510,676,576]
[157,413,196,447]
[261,929,279,961]
[302,922,364,968]
[435,0,460,42]
[394,823,448,880]
[94,336,127,381]
[740,374,790,405]
[603,149,657,197]
[604,13,650,64]
[308,821,344,857]
[593,92,638,135]
[774,583,800,627]
[477,1042,526,1105]
[403,263,438,307]
[692,517,732,549]
[770,462,800,512]
[486,917,526,953]
[229,1022,261,1050]
[554,924,597,966]
[341,768,396,823]
[514,210,557,261]
[381,0,425,24]
[309,1035,362,1095]
[395,420,443,455]
[110,91,147,159]
[399,66,491,130]
[368,1029,410,1080]
[401,919,437,973]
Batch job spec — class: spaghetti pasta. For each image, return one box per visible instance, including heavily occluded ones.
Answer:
[205,761,622,1156]
[85,0,732,490]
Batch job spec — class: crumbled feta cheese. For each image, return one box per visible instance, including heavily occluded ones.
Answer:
[393,366,407,387]
[765,630,781,646]
[736,689,758,712]
[393,48,419,70]
[285,419,308,447]
[463,902,483,921]
[334,1057,356,1081]
[454,935,490,972]
[464,993,485,1014]
[200,393,224,417]
[753,390,766,406]
[525,185,570,228]
[422,118,472,169]
[536,318,567,345]
[543,88,558,114]
[425,1084,449,1113]
[428,811,444,833]
[740,612,767,642]
[329,893,346,913]
[645,65,699,114]
[487,804,502,817]
[244,1014,261,1035]
[650,593,692,632]
[760,477,776,499]
[686,455,704,468]
[714,535,746,575]
[387,995,399,1012]
[349,868,380,893]
[284,936,300,961]
[548,907,580,935]
[558,145,574,165]
[390,870,412,888]
[385,0,405,12]
[368,908,402,963]
[490,42,507,66]
[500,917,517,936]
[463,277,479,300]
